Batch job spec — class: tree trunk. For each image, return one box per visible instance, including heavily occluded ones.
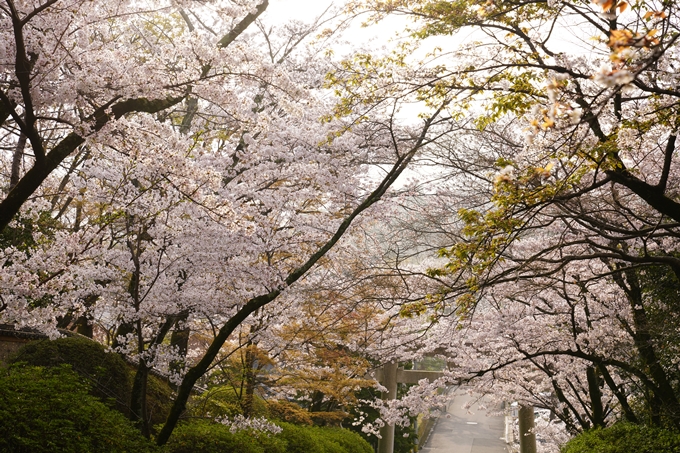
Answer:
[9,132,26,190]
[614,267,680,428]
[130,361,150,438]
[169,313,190,386]
[586,366,605,428]
[242,344,256,418]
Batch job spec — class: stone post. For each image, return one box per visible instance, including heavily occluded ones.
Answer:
[377,361,398,453]
[518,405,536,453]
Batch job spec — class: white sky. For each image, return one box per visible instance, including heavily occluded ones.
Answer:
[265,0,336,22]
[262,0,411,52]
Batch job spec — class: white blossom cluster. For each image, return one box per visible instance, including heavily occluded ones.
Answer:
[218,415,282,435]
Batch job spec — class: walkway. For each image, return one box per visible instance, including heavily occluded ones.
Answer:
[420,389,508,453]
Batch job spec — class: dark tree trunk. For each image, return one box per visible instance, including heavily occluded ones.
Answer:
[242,345,256,418]
[130,361,151,438]
[613,267,680,428]
[586,366,605,428]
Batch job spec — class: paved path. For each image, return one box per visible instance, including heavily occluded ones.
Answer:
[420,389,508,453]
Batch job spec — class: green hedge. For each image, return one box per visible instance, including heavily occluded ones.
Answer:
[276,422,323,453]
[316,427,373,453]
[163,420,372,453]
[11,336,131,413]
[0,364,156,453]
[11,336,173,425]
[562,423,680,453]
[162,419,283,453]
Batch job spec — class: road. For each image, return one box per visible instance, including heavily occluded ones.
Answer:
[419,389,508,453]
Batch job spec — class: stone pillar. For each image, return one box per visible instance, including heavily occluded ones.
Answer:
[518,405,536,453]
[377,361,398,453]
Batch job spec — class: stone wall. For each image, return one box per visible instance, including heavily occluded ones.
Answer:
[0,325,48,365]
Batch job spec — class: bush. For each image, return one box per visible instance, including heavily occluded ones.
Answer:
[277,423,372,453]
[276,422,324,453]
[163,420,372,453]
[163,419,285,453]
[315,427,373,453]
[146,371,175,426]
[189,385,269,419]
[11,336,175,425]
[11,336,131,413]
[0,364,156,453]
[561,423,680,453]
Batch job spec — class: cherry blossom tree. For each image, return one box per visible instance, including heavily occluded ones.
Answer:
[0,0,454,444]
[324,0,680,448]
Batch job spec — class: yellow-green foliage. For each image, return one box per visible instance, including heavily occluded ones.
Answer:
[267,400,313,425]
[189,384,269,419]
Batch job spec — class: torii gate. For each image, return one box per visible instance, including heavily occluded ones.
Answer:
[373,361,445,453]
[373,361,536,453]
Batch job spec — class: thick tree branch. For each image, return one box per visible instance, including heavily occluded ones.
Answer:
[606,168,680,224]
[217,0,269,48]
[21,0,59,25]
[0,95,184,231]
[657,134,676,193]
[0,96,14,128]
[7,0,44,163]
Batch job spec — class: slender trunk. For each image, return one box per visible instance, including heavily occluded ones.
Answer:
[598,363,638,424]
[242,345,256,418]
[518,405,536,453]
[130,315,176,437]
[169,313,190,387]
[112,322,135,349]
[56,314,73,329]
[650,391,663,426]
[9,132,26,190]
[551,380,581,434]
[310,391,325,412]
[586,366,605,428]
[130,360,150,437]
[74,316,93,337]
[74,293,98,338]
[615,267,680,428]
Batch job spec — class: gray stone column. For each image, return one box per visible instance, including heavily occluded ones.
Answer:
[377,361,398,453]
[518,405,536,453]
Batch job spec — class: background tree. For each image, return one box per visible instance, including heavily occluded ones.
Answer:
[1,0,451,444]
[327,0,680,448]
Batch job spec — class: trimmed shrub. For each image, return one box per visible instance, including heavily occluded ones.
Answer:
[11,336,175,425]
[0,364,156,453]
[315,427,373,453]
[278,424,372,453]
[162,419,285,453]
[561,423,680,453]
[276,422,324,453]
[163,420,371,453]
[11,336,130,412]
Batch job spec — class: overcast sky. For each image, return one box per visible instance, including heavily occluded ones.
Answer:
[262,0,410,53]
